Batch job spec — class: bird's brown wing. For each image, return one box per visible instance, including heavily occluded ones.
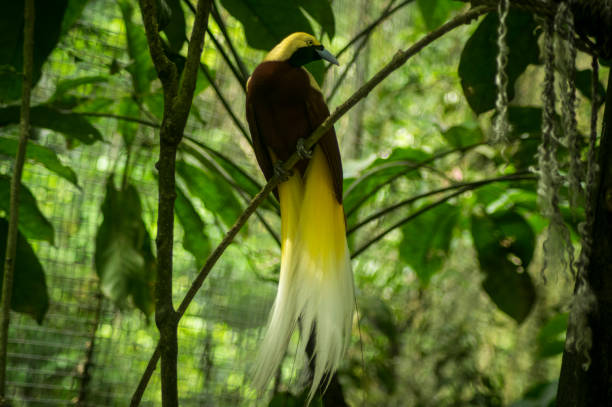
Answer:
[246,98,275,184]
[305,88,343,203]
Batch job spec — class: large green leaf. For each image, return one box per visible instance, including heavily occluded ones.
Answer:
[471,211,536,323]
[0,218,49,324]
[176,160,243,228]
[0,0,69,102]
[175,186,211,264]
[119,0,156,99]
[441,121,484,148]
[400,203,460,286]
[218,0,334,83]
[94,177,155,316]
[458,10,540,115]
[0,105,102,145]
[0,137,79,187]
[344,147,428,217]
[0,175,54,244]
[162,0,186,52]
[417,0,463,30]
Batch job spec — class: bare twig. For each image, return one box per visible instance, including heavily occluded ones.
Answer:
[0,0,35,402]
[130,6,492,403]
[348,172,535,235]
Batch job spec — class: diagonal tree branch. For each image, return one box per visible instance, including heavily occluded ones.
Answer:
[130,5,493,404]
[0,0,35,401]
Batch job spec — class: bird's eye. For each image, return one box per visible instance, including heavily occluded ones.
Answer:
[307,40,313,45]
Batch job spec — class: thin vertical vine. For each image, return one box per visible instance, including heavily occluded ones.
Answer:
[0,0,35,403]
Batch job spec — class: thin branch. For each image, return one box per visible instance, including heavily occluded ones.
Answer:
[348,172,535,235]
[0,0,35,401]
[344,142,486,218]
[199,63,252,145]
[130,6,492,403]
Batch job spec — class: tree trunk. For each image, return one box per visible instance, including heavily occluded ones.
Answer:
[556,66,612,407]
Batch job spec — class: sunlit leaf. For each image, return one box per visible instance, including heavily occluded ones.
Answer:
[0,218,49,324]
[0,137,79,188]
[49,75,108,103]
[94,176,155,316]
[0,175,54,244]
[471,211,536,323]
[400,203,459,285]
[176,160,243,229]
[458,10,539,115]
[0,105,102,145]
[175,185,211,264]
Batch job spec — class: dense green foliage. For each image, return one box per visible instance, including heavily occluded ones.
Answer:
[0,0,606,405]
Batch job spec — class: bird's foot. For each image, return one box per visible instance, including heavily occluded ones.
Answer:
[296,138,312,160]
[273,161,292,181]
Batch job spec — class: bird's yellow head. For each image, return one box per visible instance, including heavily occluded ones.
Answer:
[264,32,339,67]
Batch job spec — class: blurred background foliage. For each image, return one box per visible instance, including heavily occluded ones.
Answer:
[0,0,605,405]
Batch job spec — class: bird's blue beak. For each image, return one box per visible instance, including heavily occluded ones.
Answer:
[315,47,339,66]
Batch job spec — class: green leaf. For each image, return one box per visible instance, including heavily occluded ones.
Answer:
[219,0,334,50]
[458,10,539,115]
[60,0,91,37]
[471,211,536,323]
[117,98,141,147]
[218,0,333,83]
[175,186,211,264]
[510,381,558,407]
[575,68,606,102]
[441,121,484,148]
[119,0,156,98]
[301,0,335,39]
[344,147,428,217]
[0,0,69,102]
[0,218,49,324]
[49,75,108,104]
[0,175,54,244]
[400,203,459,285]
[0,137,79,188]
[94,177,155,316]
[0,105,102,145]
[162,0,186,52]
[417,0,463,30]
[537,313,568,358]
[176,160,243,228]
